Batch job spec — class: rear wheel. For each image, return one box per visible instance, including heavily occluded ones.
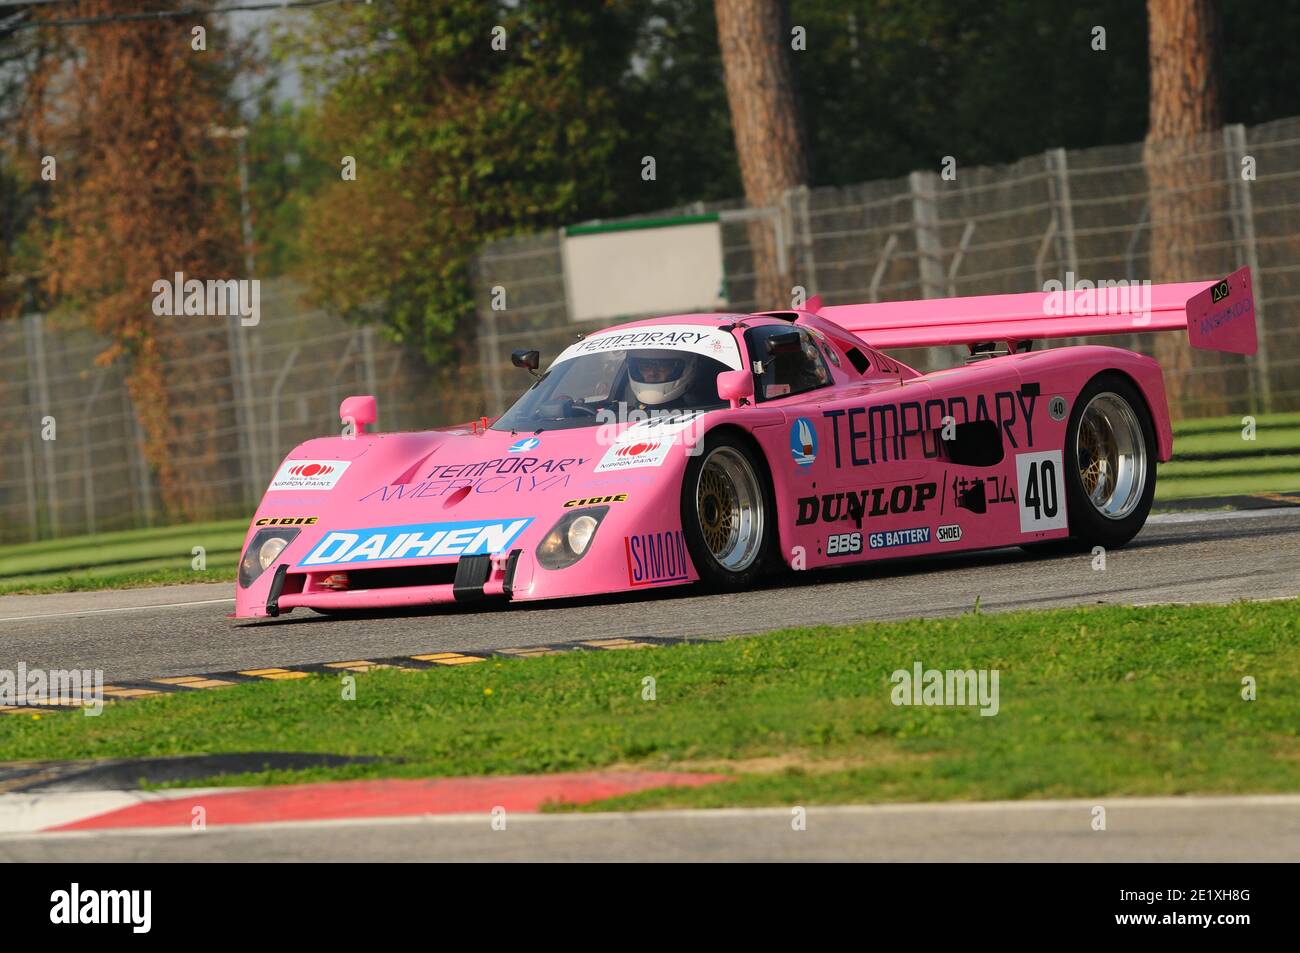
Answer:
[1061,373,1157,549]
[680,431,775,589]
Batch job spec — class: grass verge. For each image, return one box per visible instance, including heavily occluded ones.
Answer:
[3,600,1297,809]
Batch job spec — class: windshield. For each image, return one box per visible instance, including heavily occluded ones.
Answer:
[493,348,734,432]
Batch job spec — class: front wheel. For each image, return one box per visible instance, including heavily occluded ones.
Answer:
[680,432,776,590]
[1061,372,1158,549]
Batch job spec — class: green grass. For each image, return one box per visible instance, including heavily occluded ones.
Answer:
[0,519,244,594]
[4,600,1297,809]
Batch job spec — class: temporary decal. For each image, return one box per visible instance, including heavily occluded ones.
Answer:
[362,456,587,501]
[552,325,744,371]
[822,384,1040,469]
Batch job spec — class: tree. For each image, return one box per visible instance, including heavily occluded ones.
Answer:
[1143,0,1228,416]
[25,1,244,518]
[714,0,809,309]
[293,0,638,367]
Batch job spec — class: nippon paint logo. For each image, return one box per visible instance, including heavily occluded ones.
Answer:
[50,883,151,933]
[0,664,104,716]
[1042,273,1152,326]
[593,411,706,471]
[890,661,1000,716]
[151,271,260,326]
[594,407,707,452]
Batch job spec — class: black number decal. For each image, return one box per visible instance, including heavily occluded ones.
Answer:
[1041,460,1058,518]
[1026,462,1041,519]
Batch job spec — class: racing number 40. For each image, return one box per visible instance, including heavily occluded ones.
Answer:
[1024,460,1058,522]
[1016,450,1068,533]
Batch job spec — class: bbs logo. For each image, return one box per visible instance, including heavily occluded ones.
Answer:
[826,532,862,557]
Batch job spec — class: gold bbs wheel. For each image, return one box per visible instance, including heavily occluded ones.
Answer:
[694,445,764,572]
[1076,391,1148,520]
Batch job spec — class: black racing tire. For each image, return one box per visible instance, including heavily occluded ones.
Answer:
[1058,371,1158,550]
[680,429,778,590]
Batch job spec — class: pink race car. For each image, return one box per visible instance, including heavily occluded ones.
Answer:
[234,267,1256,619]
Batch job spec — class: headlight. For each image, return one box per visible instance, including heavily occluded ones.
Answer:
[259,536,289,570]
[536,506,609,570]
[239,527,301,588]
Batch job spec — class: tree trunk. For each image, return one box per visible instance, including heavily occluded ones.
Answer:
[714,0,809,311]
[1144,0,1228,417]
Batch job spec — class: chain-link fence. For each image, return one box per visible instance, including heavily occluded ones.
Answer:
[4,116,1300,543]
[0,280,464,543]
[476,116,1300,418]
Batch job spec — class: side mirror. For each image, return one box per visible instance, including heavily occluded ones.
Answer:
[716,370,755,409]
[340,395,377,435]
[766,330,803,356]
[511,349,540,372]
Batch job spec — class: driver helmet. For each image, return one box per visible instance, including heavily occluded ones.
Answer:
[627,350,696,405]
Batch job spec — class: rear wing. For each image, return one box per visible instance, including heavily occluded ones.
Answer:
[814,266,1256,355]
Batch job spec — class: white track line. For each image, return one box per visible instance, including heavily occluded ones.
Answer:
[7,793,1300,840]
[0,597,235,624]
[1149,505,1300,524]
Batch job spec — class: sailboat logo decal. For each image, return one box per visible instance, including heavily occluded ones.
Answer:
[789,417,818,468]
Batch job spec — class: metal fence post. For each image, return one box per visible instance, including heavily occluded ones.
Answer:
[909,171,945,299]
[1045,148,1079,277]
[127,394,154,528]
[790,185,817,295]
[22,314,58,536]
[1223,123,1272,414]
[225,314,257,507]
[474,251,506,415]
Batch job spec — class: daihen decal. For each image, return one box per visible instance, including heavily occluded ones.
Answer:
[299,518,534,566]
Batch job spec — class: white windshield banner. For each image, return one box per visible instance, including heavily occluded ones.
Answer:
[551,324,743,371]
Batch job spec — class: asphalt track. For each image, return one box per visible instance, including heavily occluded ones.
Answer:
[4,795,1299,861]
[1,506,1298,681]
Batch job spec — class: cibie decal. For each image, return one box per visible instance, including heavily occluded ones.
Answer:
[624,530,690,585]
[269,460,350,491]
[255,516,318,526]
[564,494,627,507]
[790,417,818,467]
[868,527,931,550]
[936,524,963,543]
[299,518,533,566]
[508,437,541,453]
[1016,450,1068,533]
